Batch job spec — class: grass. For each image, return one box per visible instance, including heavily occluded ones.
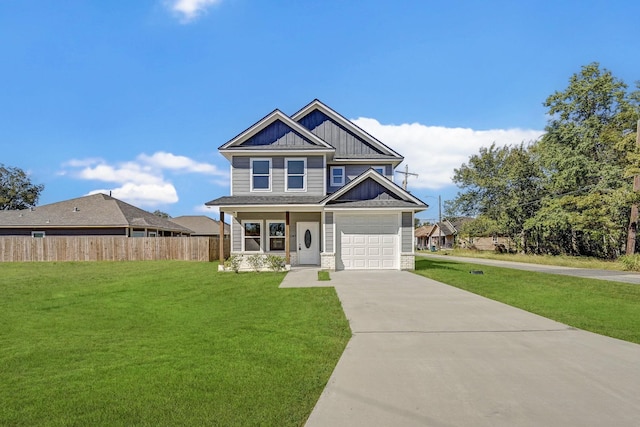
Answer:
[317,270,331,281]
[0,261,351,426]
[421,248,626,271]
[413,258,640,344]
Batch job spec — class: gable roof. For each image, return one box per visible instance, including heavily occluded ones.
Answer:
[170,215,230,235]
[324,169,427,210]
[218,109,334,159]
[0,193,192,233]
[292,99,404,164]
[415,224,434,238]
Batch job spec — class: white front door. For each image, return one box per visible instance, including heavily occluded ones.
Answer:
[297,222,320,265]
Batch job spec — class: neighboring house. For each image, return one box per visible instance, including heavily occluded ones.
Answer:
[206,99,427,270]
[0,193,192,237]
[414,224,433,250]
[427,220,457,249]
[170,215,230,238]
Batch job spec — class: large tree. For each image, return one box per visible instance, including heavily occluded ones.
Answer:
[0,164,44,210]
[450,63,639,258]
[451,142,543,251]
[530,62,639,257]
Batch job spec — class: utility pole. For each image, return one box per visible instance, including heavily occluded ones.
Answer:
[438,195,442,250]
[395,164,418,190]
[626,119,640,255]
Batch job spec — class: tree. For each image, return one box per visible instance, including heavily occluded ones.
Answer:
[153,210,171,219]
[450,142,543,251]
[0,164,44,210]
[531,63,639,257]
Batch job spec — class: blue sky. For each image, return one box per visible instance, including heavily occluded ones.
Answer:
[1,0,638,222]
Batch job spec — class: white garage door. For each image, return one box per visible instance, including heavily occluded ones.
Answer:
[338,214,399,270]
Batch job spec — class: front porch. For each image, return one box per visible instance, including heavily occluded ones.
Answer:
[217,210,334,271]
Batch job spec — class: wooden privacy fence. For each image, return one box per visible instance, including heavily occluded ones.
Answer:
[0,236,230,262]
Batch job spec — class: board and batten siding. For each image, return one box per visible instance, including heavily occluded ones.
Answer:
[401,211,413,253]
[232,155,325,196]
[327,164,393,193]
[299,110,386,158]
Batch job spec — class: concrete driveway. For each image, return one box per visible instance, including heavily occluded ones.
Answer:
[296,270,640,427]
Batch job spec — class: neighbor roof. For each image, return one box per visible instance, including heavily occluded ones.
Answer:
[0,193,192,233]
[170,215,230,235]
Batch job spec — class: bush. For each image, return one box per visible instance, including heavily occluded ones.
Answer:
[247,254,264,272]
[265,255,286,272]
[619,254,640,271]
[225,255,242,273]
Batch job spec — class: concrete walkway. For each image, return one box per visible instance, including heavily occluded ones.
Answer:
[418,253,640,284]
[289,270,640,427]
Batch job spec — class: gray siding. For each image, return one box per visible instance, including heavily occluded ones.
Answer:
[328,164,393,193]
[401,212,413,253]
[324,212,334,252]
[232,217,242,252]
[232,155,325,196]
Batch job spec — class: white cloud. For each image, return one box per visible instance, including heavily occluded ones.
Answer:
[193,204,219,215]
[352,118,544,190]
[167,0,221,23]
[138,152,226,176]
[64,151,227,208]
[88,183,178,207]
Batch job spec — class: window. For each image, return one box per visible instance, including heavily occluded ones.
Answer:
[286,158,306,191]
[267,221,286,251]
[243,221,262,251]
[251,159,271,191]
[330,166,345,186]
[373,166,385,175]
[31,231,45,238]
[131,230,146,237]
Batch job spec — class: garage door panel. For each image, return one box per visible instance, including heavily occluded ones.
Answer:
[338,214,399,270]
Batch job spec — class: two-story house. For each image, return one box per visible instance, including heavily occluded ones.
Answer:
[206,100,427,271]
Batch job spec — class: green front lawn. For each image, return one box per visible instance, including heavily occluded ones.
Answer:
[0,262,350,426]
[414,258,640,344]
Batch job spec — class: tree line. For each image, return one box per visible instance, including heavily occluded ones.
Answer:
[448,63,640,259]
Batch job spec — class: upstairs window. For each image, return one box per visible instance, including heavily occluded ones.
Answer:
[330,166,345,186]
[286,158,306,191]
[373,166,385,175]
[251,159,271,191]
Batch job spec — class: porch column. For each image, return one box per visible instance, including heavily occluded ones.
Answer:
[219,211,225,264]
[285,211,290,265]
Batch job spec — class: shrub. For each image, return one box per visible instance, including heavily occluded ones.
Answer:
[247,254,264,272]
[225,255,242,273]
[265,254,286,272]
[619,254,640,271]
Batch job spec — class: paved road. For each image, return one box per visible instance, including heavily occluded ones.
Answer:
[285,270,640,427]
[418,253,640,284]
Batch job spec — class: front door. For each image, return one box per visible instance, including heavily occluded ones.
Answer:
[297,222,319,265]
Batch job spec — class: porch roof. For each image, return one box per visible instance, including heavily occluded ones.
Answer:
[205,195,326,207]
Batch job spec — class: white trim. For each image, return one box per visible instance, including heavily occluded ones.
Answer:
[250,158,272,192]
[285,158,307,192]
[330,166,345,186]
[229,158,234,196]
[241,219,263,252]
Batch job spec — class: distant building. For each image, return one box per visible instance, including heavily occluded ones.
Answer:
[170,215,230,238]
[0,193,192,237]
